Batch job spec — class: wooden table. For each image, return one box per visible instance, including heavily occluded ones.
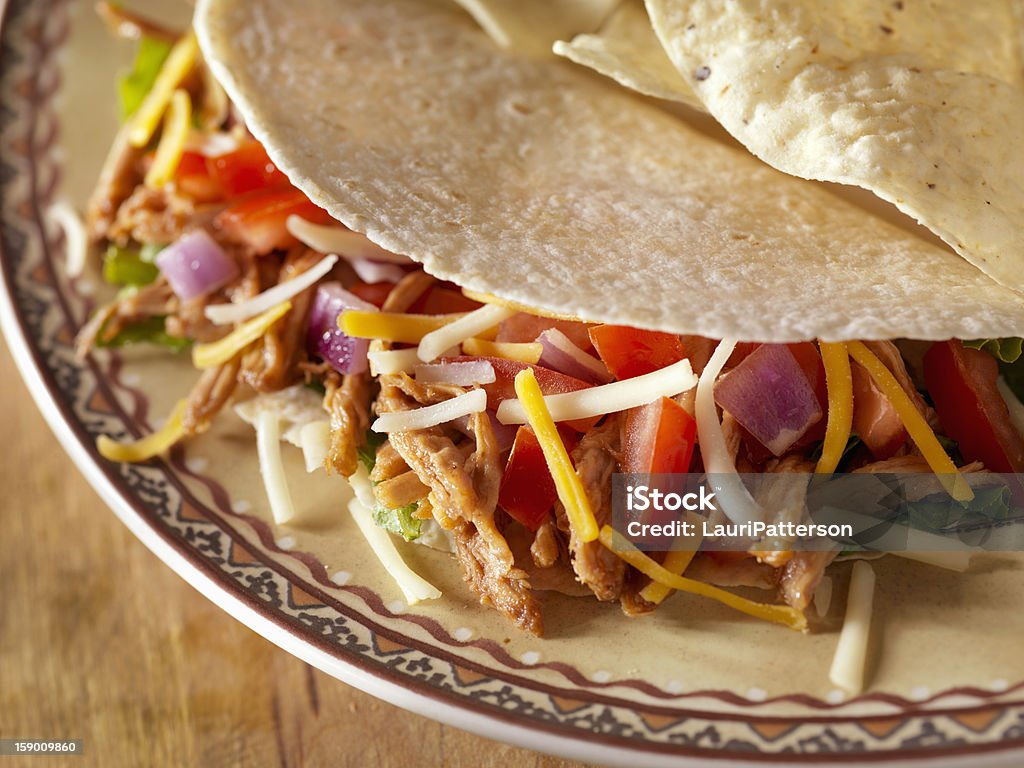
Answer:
[0,337,588,768]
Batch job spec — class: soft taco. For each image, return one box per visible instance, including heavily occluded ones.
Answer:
[76,0,1024,691]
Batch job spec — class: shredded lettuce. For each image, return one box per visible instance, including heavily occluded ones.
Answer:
[96,316,190,352]
[902,485,1014,533]
[139,242,165,264]
[357,429,387,475]
[964,338,1024,364]
[118,35,174,120]
[103,244,159,286]
[373,502,422,541]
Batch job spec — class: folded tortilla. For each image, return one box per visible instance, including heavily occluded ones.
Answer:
[195,0,1024,342]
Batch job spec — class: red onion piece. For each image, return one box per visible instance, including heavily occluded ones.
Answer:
[415,360,496,387]
[538,328,613,384]
[307,282,376,375]
[714,343,822,456]
[453,411,516,453]
[156,230,239,301]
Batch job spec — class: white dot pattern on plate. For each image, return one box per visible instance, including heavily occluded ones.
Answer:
[121,372,141,386]
[330,571,351,586]
[911,686,931,700]
[275,536,296,550]
[991,679,1009,692]
[826,689,846,704]
[592,670,612,683]
[453,627,474,642]
[387,600,406,614]
[76,279,94,296]
[231,499,252,514]
[745,688,766,702]
[520,651,540,665]
[664,680,684,695]
[185,456,209,473]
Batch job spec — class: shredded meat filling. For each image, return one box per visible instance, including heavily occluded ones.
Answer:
[556,418,624,602]
[377,377,542,635]
[183,357,241,435]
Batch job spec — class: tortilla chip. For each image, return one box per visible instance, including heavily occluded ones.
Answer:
[646,0,1024,292]
[553,2,702,108]
[453,0,618,57]
[196,0,1024,342]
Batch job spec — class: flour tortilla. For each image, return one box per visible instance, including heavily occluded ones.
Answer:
[646,0,1024,293]
[553,2,701,108]
[452,0,618,58]
[195,0,1024,342]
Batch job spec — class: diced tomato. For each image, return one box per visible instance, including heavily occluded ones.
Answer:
[677,335,718,375]
[174,151,223,203]
[923,340,1024,473]
[207,141,289,197]
[726,341,761,368]
[499,426,557,529]
[589,325,687,380]
[851,361,907,459]
[446,355,596,431]
[498,313,594,351]
[348,281,395,308]
[410,286,482,315]
[215,187,332,254]
[623,397,696,475]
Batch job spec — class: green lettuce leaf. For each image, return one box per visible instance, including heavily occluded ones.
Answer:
[372,502,422,541]
[964,338,1024,364]
[95,316,191,352]
[357,429,387,475]
[118,35,173,120]
[103,244,159,286]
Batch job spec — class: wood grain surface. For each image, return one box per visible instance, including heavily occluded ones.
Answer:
[0,336,589,768]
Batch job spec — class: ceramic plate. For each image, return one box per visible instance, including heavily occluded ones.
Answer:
[3,1,1024,764]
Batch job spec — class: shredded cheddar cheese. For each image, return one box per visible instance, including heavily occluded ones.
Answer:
[144,89,191,189]
[816,341,854,475]
[514,369,599,543]
[340,310,467,344]
[128,32,199,148]
[847,341,972,501]
[462,288,584,321]
[97,399,188,463]
[463,337,543,364]
[638,515,702,605]
[417,304,515,362]
[192,301,292,369]
[599,526,808,631]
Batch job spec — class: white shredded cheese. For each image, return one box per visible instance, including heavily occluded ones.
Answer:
[417,304,515,362]
[368,347,422,376]
[372,388,487,433]
[205,254,338,325]
[351,259,406,285]
[694,339,763,525]
[48,201,89,278]
[829,561,876,695]
[299,421,331,473]
[347,471,442,604]
[997,377,1024,439]
[234,385,328,448]
[814,574,833,618]
[286,215,411,264]
[893,550,971,572]
[256,411,297,524]
[496,358,697,425]
[415,361,496,386]
[540,328,612,383]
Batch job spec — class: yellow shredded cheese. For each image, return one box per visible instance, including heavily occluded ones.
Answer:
[638,511,703,605]
[847,341,973,501]
[192,301,292,369]
[599,526,808,631]
[128,32,199,148]
[462,289,584,321]
[514,369,599,543]
[463,337,543,364]
[816,341,854,475]
[340,310,466,344]
[144,89,191,189]
[97,399,188,463]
